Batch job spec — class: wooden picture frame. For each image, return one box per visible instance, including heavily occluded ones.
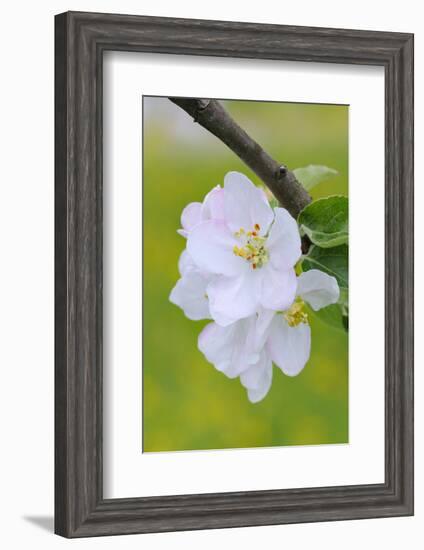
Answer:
[55,11,414,538]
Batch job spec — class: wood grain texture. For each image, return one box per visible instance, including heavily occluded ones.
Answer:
[54,11,414,538]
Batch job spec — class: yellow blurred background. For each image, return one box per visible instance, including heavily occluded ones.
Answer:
[143,97,348,452]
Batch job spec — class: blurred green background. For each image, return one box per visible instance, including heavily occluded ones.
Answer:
[143,97,348,452]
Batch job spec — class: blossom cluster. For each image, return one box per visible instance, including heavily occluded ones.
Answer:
[170,172,340,402]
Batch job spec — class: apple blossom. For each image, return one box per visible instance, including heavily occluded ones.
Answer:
[187,172,301,326]
[198,269,339,402]
[170,171,341,404]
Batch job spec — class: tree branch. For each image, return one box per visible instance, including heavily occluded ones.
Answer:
[169,97,311,220]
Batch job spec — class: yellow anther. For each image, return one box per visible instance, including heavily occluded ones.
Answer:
[232,225,269,269]
[233,245,249,259]
[284,299,308,327]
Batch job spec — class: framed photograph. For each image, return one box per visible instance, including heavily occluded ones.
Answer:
[55,11,414,538]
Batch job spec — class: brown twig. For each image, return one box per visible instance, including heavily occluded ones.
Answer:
[169,97,311,220]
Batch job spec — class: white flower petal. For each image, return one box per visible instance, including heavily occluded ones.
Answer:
[207,272,261,326]
[178,249,196,276]
[241,351,273,403]
[201,185,225,221]
[224,171,274,235]
[267,207,302,270]
[198,317,258,378]
[180,202,202,233]
[187,220,242,276]
[240,349,270,388]
[247,380,272,403]
[267,315,311,376]
[254,308,276,350]
[169,270,211,321]
[260,266,297,312]
[297,269,340,311]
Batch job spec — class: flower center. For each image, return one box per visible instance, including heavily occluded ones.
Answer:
[232,224,269,269]
[284,298,308,327]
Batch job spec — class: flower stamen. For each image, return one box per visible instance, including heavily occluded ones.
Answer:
[284,298,308,327]
[233,224,269,269]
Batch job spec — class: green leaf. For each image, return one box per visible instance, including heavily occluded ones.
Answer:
[293,165,338,191]
[308,303,347,332]
[306,286,349,333]
[301,244,348,290]
[298,196,348,248]
[339,288,349,316]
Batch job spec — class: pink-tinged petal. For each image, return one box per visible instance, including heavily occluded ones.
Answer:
[169,271,211,321]
[178,249,196,276]
[177,229,188,238]
[267,315,311,376]
[260,266,297,311]
[198,317,259,379]
[201,185,225,221]
[187,220,242,276]
[207,271,261,326]
[267,207,301,270]
[240,350,273,403]
[180,202,202,233]
[297,269,340,311]
[224,172,274,234]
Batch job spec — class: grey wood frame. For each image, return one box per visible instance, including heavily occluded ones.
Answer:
[55,11,414,538]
